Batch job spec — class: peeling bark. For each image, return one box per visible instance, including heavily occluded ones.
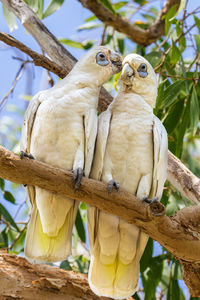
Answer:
[0,253,118,300]
[181,261,200,297]
[167,151,200,204]
[0,146,200,265]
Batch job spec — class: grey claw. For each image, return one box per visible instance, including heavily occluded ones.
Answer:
[108,179,120,194]
[73,168,83,193]
[20,151,34,160]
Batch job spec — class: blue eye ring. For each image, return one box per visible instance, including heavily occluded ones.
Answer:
[137,63,148,78]
[96,52,109,66]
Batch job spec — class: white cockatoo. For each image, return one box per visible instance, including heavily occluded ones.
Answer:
[20,46,122,263]
[88,53,168,299]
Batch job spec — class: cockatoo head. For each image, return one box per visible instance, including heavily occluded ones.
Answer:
[72,46,122,86]
[120,54,158,107]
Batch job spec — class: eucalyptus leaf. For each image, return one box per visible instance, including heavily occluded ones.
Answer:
[75,208,86,243]
[160,80,185,109]
[43,0,64,19]
[99,0,116,15]
[4,191,16,204]
[0,204,19,232]
[3,4,18,32]
[189,87,199,136]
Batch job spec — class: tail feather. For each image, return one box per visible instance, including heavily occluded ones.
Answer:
[25,200,79,263]
[88,208,148,299]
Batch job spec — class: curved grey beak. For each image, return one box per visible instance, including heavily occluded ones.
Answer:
[121,62,134,78]
[110,52,122,74]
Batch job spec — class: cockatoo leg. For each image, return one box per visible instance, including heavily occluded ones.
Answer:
[20,151,35,160]
[73,167,84,193]
[143,196,158,204]
[108,179,120,194]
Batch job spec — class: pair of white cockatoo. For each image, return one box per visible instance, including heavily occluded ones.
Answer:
[20,46,168,299]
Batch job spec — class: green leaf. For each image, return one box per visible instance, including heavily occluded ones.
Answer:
[43,0,64,19]
[145,51,162,68]
[4,191,16,204]
[132,292,141,300]
[60,260,72,270]
[25,0,39,13]
[189,87,199,136]
[113,1,127,10]
[160,80,185,109]
[194,15,200,34]
[3,4,18,32]
[176,99,190,158]
[164,100,184,134]
[0,178,5,191]
[84,15,97,22]
[59,38,84,49]
[59,38,93,50]
[75,209,86,243]
[155,79,167,112]
[0,204,19,232]
[78,22,102,31]
[167,279,181,300]
[143,256,163,300]
[99,0,116,15]
[117,39,124,54]
[170,40,180,65]
[38,0,44,19]
[165,5,178,35]
[166,195,179,216]
[194,35,200,53]
[0,228,8,248]
[140,238,153,273]
[169,0,186,22]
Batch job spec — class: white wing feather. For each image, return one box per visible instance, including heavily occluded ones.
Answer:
[90,108,112,180]
[151,115,168,200]
[20,92,43,153]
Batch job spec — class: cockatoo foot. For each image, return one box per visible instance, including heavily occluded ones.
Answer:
[143,196,165,216]
[108,179,120,194]
[20,151,35,160]
[143,196,157,204]
[73,167,83,193]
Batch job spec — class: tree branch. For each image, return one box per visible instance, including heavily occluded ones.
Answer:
[77,0,181,46]
[0,253,115,300]
[0,146,200,265]
[0,31,67,78]
[1,1,199,204]
[167,152,200,205]
[0,0,113,112]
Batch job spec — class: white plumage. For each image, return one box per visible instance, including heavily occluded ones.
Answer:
[88,53,168,299]
[20,46,122,263]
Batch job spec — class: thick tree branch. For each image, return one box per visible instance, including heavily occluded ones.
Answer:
[167,152,200,204]
[0,146,200,265]
[78,0,181,46]
[0,253,115,300]
[0,0,113,112]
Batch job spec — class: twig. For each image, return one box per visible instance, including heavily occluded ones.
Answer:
[8,224,27,250]
[0,61,27,111]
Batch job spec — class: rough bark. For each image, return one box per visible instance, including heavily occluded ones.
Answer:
[78,0,181,46]
[0,253,119,300]
[0,146,200,265]
[167,151,200,205]
[181,261,200,297]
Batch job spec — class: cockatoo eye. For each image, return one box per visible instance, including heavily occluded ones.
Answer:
[96,52,109,66]
[137,63,148,78]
